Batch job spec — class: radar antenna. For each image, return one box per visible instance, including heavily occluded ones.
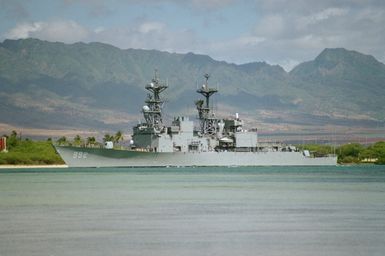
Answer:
[196,73,219,136]
[142,70,168,132]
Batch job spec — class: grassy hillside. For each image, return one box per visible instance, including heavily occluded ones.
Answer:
[291,48,385,119]
[1,39,385,132]
[0,132,64,165]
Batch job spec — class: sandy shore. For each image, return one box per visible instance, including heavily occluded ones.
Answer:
[0,164,68,169]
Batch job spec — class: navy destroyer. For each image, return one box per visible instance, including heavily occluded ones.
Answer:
[55,72,337,167]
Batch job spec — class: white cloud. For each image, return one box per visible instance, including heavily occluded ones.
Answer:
[3,0,385,70]
[236,36,266,46]
[239,2,385,68]
[5,20,89,43]
[5,22,42,39]
[190,0,235,9]
[87,20,199,53]
[213,35,265,49]
[299,7,348,28]
[254,15,285,39]
[278,59,300,72]
[2,19,188,53]
[0,0,29,20]
[138,22,165,34]
[60,0,236,13]
[204,35,266,63]
[93,26,105,33]
[314,8,348,21]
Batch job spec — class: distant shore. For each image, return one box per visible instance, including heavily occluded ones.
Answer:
[0,164,68,169]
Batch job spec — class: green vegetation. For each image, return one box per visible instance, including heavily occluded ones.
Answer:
[0,131,64,165]
[1,38,385,132]
[114,131,124,145]
[337,143,364,164]
[1,130,384,165]
[297,144,334,158]
[86,136,97,147]
[73,134,84,147]
[57,136,68,145]
[56,135,99,148]
[103,134,114,143]
[360,141,385,164]
[300,141,385,164]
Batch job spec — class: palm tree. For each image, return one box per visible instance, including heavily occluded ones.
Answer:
[73,135,83,147]
[8,130,19,148]
[10,130,17,138]
[103,134,114,148]
[57,136,67,145]
[86,136,96,147]
[115,131,124,144]
[103,134,114,143]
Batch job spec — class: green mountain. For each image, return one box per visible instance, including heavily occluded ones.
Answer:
[291,48,385,120]
[0,39,384,133]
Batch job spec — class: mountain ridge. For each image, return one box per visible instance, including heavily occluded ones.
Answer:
[1,38,384,134]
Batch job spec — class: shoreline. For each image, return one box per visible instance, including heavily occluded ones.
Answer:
[0,164,68,169]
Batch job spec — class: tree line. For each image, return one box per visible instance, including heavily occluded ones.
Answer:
[2,130,385,165]
[0,131,64,165]
[56,131,124,148]
[299,142,385,164]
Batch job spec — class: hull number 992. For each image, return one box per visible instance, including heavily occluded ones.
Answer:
[73,152,88,159]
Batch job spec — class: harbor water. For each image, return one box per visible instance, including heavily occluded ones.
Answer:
[1,166,385,256]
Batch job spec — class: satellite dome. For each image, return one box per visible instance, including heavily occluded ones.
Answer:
[142,105,150,112]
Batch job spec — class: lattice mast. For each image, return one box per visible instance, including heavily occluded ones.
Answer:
[195,74,218,135]
[143,70,168,132]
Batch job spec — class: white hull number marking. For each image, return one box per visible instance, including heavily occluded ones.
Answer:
[73,152,88,159]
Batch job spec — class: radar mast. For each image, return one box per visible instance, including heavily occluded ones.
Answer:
[196,73,218,136]
[142,69,168,132]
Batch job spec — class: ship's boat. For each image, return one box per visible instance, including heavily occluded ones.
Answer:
[55,72,337,167]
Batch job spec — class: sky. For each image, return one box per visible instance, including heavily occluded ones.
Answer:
[0,0,384,71]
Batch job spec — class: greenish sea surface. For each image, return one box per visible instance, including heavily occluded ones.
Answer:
[1,166,385,256]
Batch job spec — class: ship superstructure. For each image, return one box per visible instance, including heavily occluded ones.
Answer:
[55,72,337,167]
[131,72,258,154]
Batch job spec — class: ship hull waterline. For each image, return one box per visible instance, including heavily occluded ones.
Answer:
[55,146,337,168]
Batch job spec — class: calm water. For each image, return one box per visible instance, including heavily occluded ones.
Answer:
[1,166,385,256]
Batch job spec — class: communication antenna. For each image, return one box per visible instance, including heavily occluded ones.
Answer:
[204,73,210,83]
[196,73,219,136]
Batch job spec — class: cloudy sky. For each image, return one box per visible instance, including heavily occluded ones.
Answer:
[1,0,384,70]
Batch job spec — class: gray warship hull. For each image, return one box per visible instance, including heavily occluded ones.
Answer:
[55,72,338,168]
[55,146,337,167]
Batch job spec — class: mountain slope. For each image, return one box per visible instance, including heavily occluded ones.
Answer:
[0,39,384,133]
[291,48,385,119]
